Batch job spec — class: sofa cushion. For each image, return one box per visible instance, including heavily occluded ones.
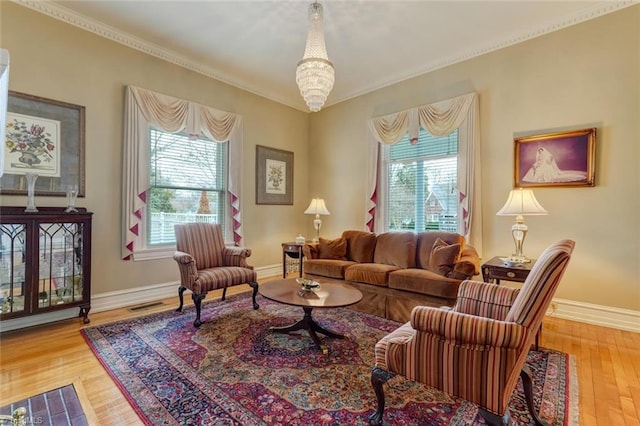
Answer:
[303,259,355,279]
[318,237,347,260]
[342,230,377,263]
[373,232,417,269]
[428,238,461,276]
[345,263,399,287]
[416,231,465,270]
[388,268,461,300]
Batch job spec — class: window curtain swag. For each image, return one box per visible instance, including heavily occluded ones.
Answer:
[365,93,482,252]
[123,85,244,260]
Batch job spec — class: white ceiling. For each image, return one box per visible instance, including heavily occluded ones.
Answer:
[21,0,636,111]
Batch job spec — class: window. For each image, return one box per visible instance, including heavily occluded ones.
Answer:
[122,86,245,261]
[383,128,458,232]
[147,128,227,246]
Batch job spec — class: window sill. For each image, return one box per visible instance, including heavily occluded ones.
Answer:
[132,246,176,261]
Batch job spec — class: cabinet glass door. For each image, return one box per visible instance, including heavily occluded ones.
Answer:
[0,224,27,314]
[37,222,84,309]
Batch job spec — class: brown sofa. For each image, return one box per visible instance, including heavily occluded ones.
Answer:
[302,230,481,323]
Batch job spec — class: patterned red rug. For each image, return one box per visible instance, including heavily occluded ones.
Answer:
[82,292,578,425]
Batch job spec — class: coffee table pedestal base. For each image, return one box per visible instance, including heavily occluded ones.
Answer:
[270,306,345,354]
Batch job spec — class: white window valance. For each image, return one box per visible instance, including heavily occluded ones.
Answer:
[122,85,244,260]
[365,92,483,253]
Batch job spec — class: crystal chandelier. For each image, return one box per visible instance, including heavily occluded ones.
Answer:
[296,1,334,112]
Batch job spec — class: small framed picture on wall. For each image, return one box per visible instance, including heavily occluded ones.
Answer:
[256,145,293,205]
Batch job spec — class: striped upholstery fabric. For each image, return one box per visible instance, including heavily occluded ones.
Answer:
[505,240,575,328]
[453,279,520,320]
[175,223,225,269]
[174,223,257,294]
[374,239,574,417]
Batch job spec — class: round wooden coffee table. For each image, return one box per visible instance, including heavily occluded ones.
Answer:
[259,278,363,353]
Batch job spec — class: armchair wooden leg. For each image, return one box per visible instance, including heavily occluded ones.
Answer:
[368,366,395,425]
[521,365,548,426]
[176,286,187,312]
[191,292,206,327]
[249,282,259,310]
[221,287,227,301]
[478,408,511,426]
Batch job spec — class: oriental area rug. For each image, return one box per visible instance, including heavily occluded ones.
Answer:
[81,292,578,425]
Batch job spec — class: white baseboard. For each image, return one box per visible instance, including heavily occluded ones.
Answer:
[2,265,638,333]
[547,297,640,333]
[0,265,280,333]
[0,309,80,332]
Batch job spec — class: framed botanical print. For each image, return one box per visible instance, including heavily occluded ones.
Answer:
[256,145,293,205]
[2,91,85,196]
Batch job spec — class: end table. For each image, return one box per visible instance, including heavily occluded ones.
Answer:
[481,256,535,284]
[282,242,305,278]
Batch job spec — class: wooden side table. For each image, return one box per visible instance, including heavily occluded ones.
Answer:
[282,242,305,278]
[481,256,535,284]
[481,256,541,349]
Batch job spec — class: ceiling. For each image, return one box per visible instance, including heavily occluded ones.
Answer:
[21,1,635,112]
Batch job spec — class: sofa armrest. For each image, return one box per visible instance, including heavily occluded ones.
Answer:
[223,246,253,268]
[302,243,319,259]
[410,305,527,348]
[448,245,481,279]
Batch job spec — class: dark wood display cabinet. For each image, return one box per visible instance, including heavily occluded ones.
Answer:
[0,207,93,324]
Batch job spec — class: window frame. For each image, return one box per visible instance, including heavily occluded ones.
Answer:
[381,128,460,233]
[144,127,228,251]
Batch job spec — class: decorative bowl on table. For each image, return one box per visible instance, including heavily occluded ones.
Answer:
[500,256,528,267]
[296,277,320,291]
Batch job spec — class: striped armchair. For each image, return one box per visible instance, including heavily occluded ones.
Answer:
[173,223,259,327]
[369,239,575,426]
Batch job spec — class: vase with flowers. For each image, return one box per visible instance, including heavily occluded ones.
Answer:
[5,119,56,167]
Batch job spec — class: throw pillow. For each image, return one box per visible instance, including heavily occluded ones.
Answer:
[343,230,377,263]
[428,238,461,276]
[318,237,347,260]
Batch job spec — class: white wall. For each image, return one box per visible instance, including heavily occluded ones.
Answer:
[0,2,311,295]
[1,2,638,318]
[310,6,640,312]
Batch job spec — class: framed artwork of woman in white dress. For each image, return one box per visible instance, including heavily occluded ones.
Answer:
[514,128,596,188]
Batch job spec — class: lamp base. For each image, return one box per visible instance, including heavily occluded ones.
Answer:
[510,219,529,264]
[312,216,322,244]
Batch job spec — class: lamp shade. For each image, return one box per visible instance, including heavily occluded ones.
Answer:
[496,188,548,216]
[304,198,331,216]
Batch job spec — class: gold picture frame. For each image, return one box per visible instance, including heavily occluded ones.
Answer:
[514,128,596,188]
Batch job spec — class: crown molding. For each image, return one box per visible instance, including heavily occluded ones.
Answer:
[11,0,637,112]
[332,1,638,106]
[11,0,307,112]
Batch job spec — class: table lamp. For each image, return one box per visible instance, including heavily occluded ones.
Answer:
[304,198,330,243]
[496,188,548,263]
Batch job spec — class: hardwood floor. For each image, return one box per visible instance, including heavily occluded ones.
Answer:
[1,285,639,425]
